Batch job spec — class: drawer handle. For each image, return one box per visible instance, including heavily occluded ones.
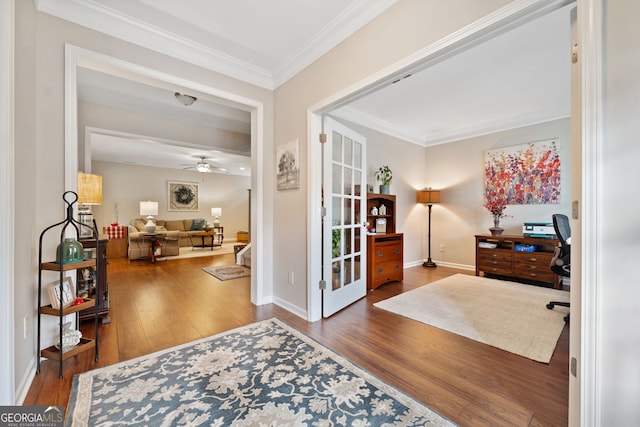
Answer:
[394,249,401,255]
[528,257,538,262]
[491,261,498,265]
[529,273,537,277]
[377,252,384,257]
[491,253,498,257]
[394,265,400,269]
[377,268,383,273]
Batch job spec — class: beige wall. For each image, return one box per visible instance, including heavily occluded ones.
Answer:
[13,1,273,402]
[91,161,250,239]
[273,0,513,311]
[343,118,571,269]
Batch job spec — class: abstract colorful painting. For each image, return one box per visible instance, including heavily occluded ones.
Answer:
[484,140,560,205]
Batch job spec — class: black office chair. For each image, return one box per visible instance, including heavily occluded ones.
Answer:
[546,213,570,322]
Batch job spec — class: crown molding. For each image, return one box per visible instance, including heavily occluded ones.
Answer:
[35,0,274,89]
[35,0,399,90]
[273,0,400,88]
[332,105,570,147]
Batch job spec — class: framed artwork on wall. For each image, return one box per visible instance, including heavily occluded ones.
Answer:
[277,139,300,190]
[168,181,199,211]
[484,139,561,205]
[48,277,75,309]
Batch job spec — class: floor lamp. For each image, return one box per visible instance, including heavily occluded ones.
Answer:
[416,188,441,268]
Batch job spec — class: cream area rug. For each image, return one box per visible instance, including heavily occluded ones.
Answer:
[374,274,569,363]
[65,318,454,426]
[161,242,235,260]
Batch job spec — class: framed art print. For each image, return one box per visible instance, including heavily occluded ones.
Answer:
[277,139,300,190]
[168,181,199,211]
[48,277,75,309]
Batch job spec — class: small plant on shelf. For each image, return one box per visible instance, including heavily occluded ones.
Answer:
[374,165,393,194]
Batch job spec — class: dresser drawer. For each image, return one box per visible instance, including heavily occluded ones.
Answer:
[513,251,553,265]
[372,242,402,261]
[478,248,512,262]
[513,267,555,282]
[478,263,513,276]
[371,260,403,288]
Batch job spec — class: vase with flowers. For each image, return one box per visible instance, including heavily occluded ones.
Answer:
[484,194,509,236]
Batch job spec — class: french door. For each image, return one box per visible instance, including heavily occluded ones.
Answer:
[322,118,367,317]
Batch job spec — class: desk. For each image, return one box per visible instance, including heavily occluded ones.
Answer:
[475,234,560,288]
[193,230,223,250]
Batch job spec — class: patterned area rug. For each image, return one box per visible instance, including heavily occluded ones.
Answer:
[202,264,251,281]
[374,274,569,363]
[65,318,454,426]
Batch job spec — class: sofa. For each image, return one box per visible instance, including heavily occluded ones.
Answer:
[127,218,214,260]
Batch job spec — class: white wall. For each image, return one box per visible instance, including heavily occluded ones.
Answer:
[91,161,250,239]
[599,1,640,423]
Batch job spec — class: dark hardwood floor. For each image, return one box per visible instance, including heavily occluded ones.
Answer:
[25,254,569,426]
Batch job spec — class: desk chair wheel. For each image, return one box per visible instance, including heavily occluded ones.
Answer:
[547,301,570,323]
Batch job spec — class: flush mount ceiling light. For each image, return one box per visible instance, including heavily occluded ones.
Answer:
[174,92,197,106]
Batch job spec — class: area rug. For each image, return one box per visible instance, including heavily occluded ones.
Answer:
[65,318,454,426]
[374,274,569,363]
[162,243,235,260]
[202,264,251,281]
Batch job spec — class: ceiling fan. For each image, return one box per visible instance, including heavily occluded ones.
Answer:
[182,156,226,174]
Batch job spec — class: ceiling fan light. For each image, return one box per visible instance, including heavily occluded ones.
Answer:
[196,163,210,173]
[175,92,197,106]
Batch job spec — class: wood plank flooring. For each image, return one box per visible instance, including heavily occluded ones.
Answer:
[24,254,569,426]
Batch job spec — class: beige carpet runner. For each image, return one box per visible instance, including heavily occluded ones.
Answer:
[374,274,569,363]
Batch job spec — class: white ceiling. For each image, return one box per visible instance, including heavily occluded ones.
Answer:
[36,0,572,171]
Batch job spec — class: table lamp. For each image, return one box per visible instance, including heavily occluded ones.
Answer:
[211,207,222,227]
[77,172,102,238]
[140,201,158,233]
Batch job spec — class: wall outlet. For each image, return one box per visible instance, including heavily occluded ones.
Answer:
[439,244,445,253]
[288,271,294,285]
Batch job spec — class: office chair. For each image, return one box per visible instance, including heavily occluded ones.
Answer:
[546,213,570,322]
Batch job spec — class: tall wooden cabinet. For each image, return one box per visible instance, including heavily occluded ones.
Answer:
[78,238,110,322]
[366,193,403,290]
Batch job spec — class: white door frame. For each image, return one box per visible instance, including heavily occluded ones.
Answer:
[64,44,268,305]
[308,1,601,425]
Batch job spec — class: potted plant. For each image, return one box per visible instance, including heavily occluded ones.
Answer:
[375,165,393,194]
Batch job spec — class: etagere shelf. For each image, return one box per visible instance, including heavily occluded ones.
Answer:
[37,191,101,379]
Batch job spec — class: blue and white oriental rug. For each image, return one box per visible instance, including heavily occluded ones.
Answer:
[66,318,454,426]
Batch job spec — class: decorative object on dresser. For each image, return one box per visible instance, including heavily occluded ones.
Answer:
[416,188,441,267]
[475,234,560,288]
[139,200,158,233]
[366,193,403,290]
[483,193,509,236]
[374,165,392,194]
[37,191,101,379]
[77,172,102,239]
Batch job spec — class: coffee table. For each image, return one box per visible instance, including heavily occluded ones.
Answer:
[193,230,222,250]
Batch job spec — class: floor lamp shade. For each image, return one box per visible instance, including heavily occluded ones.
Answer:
[416,188,441,268]
[77,172,102,238]
[140,201,159,233]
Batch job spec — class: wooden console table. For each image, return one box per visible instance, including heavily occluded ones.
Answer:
[475,234,560,288]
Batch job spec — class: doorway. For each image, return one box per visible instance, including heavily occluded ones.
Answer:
[64,44,268,306]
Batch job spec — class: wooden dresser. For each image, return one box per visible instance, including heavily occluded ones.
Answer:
[475,234,560,288]
[366,193,403,290]
[367,233,403,290]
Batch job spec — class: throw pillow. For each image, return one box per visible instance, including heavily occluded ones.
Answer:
[191,218,205,231]
[134,219,146,232]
